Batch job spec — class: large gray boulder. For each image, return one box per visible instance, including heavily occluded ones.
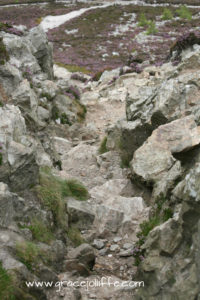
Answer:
[131,116,200,185]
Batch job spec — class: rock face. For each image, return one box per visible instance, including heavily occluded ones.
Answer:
[91,44,200,300]
[0,104,38,191]
[0,26,83,300]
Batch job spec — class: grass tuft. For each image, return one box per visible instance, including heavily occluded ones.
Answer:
[37,169,68,230]
[65,179,89,201]
[176,5,192,20]
[162,8,173,20]
[146,21,158,35]
[67,226,85,247]
[37,168,89,230]
[0,262,15,300]
[28,218,54,243]
[138,13,149,27]
[55,62,91,74]
[99,137,108,154]
[16,242,39,271]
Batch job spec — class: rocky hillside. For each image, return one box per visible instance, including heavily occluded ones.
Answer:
[0,23,200,300]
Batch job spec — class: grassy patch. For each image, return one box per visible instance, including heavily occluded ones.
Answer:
[120,155,130,169]
[163,208,173,222]
[16,242,40,271]
[176,5,192,20]
[37,168,68,230]
[0,262,15,300]
[138,13,149,27]
[28,218,54,244]
[139,215,161,238]
[37,167,89,229]
[55,62,91,74]
[67,226,85,247]
[162,8,173,20]
[0,37,9,65]
[99,137,108,154]
[146,21,158,35]
[66,179,89,201]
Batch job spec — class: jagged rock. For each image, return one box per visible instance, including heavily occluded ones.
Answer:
[0,63,22,96]
[37,105,50,123]
[65,244,95,274]
[28,26,53,79]
[106,119,152,161]
[92,239,105,250]
[126,63,200,127]
[11,79,40,125]
[0,105,39,191]
[52,137,72,156]
[61,143,101,189]
[143,217,182,255]
[131,116,200,184]
[91,179,148,238]
[0,182,25,229]
[68,198,95,230]
[99,68,120,84]
[135,161,200,299]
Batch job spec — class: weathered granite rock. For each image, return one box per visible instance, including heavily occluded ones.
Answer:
[0,105,38,191]
[68,198,95,230]
[126,66,200,128]
[27,26,53,79]
[135,161,200,300]
[11,79,39,126]
[131,116,200,184]
[90,179,148,238]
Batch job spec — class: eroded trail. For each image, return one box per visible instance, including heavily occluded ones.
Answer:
[47,66,149,300]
